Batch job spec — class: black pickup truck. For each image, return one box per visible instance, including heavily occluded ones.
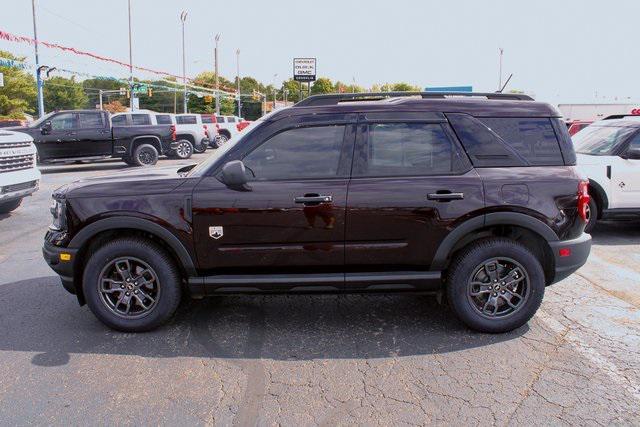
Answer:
[11,110,177,167]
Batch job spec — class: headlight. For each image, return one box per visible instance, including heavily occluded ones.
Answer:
[49,198,67,231]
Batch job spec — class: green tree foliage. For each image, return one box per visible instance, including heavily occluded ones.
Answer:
[82,78,127,109]
[0,50,37,119]
[43,76,88,111]
[311,77,334,95]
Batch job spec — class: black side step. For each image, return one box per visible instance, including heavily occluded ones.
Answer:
[188,271,442,296]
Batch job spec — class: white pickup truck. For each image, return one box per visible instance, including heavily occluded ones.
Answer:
[573,117,640,232]
[0,130,40,213]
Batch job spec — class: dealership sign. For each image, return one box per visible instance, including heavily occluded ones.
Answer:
[293,58,316,82]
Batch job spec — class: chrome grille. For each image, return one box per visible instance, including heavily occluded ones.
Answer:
[0,141,31,149]
[0,154,34,173]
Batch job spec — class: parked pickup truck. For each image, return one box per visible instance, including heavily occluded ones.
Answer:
[0,130,40,213]
[10,110,177,167]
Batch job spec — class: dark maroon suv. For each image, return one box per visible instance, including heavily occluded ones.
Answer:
[43,92,591,333]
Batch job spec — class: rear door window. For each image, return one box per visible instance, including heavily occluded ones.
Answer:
[479,118,563,166]
[51,113,77,130]
[111,115,127,125]
[227,117,236,123]
[78,112,104,129]
[155,114,172,124]
[216,116,225,123]
[131,114,151,125]
[201,115,214,124]
[353,123,466,177]
[177,115,198,124]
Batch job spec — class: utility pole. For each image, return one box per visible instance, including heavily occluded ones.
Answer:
[236,48,241,117]
[214,33,220,114]
[127,0,135,111]
[498,47,504,92]
[31,0,44,117]
[180,11,188,113]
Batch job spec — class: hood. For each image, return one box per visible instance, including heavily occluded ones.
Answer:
[56,164,196,199]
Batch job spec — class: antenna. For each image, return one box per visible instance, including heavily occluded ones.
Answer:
[497,73,513,93]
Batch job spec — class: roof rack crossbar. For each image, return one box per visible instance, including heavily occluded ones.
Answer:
[294,91,533,107]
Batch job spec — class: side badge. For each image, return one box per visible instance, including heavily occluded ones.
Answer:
[209,226,224,239]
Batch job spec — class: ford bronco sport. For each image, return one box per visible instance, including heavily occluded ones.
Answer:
[42,92,592,333]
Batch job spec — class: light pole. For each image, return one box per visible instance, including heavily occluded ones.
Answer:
[214,34,220,114]
[236,48,241,117]
[180,11,188,113]
[31,0,44,117]
[498,47,504,92]
[128,0,135,110]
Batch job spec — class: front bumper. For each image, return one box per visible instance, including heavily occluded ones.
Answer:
[42,241,78,295]
[549,232,592,284]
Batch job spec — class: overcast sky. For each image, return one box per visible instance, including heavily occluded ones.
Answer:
[1,0,638,104]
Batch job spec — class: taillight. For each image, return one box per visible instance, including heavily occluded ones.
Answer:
[236,123,241,132]
[170,124,176,141]
[203,124,210,139]
[577,180,590,222]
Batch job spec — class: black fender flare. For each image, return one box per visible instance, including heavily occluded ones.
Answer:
[69,217,197,276]
[588,178,608,215]
[430,212,558,270]
[131,135,163,154]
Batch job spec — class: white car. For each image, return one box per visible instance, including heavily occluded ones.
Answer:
[212,115,243,144]
[574,117,640,232]
[0,130,40,213]
[112,111,210,158]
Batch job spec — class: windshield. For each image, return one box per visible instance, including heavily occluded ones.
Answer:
[29,112,57,128]
[573,125,638,155]
[187,118,265,177]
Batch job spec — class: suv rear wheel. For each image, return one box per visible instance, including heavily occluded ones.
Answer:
[446,238,545,333]
[82,238,182,332]
[584,197,598,233]
[173,139,194,159]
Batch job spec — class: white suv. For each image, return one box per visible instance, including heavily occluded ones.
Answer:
[0,130,40,214]
[574,117,640,232]
[213,115,243,144]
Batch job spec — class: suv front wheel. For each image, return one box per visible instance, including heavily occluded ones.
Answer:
[82,238,182,332]
[447,238,545,333]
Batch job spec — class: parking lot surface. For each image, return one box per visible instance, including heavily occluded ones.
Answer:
[0,155,638,426]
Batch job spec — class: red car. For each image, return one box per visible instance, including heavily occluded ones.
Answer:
[567,120,592,136]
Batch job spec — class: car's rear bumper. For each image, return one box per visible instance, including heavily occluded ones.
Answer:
[549,232,591,284]
[42,241,78,295]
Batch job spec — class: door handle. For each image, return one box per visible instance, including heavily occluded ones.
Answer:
[427,192,464,201]
[294,194,333,204]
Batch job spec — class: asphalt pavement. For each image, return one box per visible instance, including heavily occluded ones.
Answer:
[0,154,638,426]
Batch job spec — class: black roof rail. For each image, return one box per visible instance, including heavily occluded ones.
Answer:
[602,114,640,120]
[294,91,534,107]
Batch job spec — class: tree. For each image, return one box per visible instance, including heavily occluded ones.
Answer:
[43,76,88,111]
[311,77,334,95]
[0,50,37,119]
[102,100,127,114]
[83,78,127,109]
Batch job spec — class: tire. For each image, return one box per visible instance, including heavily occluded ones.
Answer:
[82,238,182,332]
[132,144,158,167]
[192,141,207,154]
[217,133,229,145]
[446,237,545,333]
[584,197,598,233]
[173,140,194,159]
[0,198,22,214]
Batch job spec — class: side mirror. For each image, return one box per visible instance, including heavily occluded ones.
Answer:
[623,147,640,160]
[220,160,252,191]
[41,121,52,134]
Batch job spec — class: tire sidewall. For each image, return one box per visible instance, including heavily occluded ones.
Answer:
[82,239,181,332]
[584,197,598,233]
[175,140,193,159]
[133,144,158,167]
[447,238,545,333]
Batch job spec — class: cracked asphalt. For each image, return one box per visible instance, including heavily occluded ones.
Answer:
[0,155,638,426]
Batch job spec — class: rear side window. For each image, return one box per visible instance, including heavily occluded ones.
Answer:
[131,114,151,125]
[479,118,563,166]
[216,116,225,123]
[354,123,463,177]
[156,115,172,124]
[201,115,214,124]
[227,117,236,123]
[78,113,104,128]
[177,115,197,124]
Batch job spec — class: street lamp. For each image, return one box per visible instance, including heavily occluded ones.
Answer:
[31,0,44,117]
[214,33,220,114]
[128,0,134,110]
[180,10,188,113]
[236,48,241,117]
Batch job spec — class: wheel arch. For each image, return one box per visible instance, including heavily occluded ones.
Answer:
[432,212,558,285]
[69,217,197,304]
[131,135,162,154]
[588,178,608,219]
[175,133,196,144]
